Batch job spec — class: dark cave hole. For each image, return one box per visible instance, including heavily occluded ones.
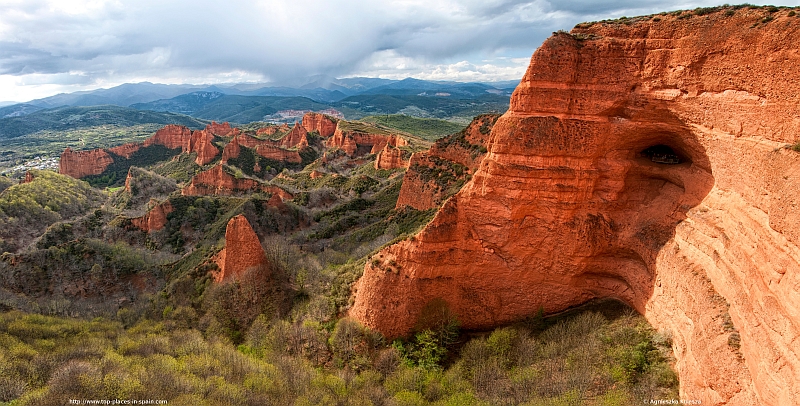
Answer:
[641,144,683,164]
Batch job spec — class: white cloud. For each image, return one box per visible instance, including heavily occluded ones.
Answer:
[1,0,799,101]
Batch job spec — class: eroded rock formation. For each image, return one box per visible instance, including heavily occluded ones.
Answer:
[374,144,409,170]
[326,127,407,157]
[188,129,219,166]
[302,112,338,137]
[352,9,800,405]
[59,148,114,178]
[144,124,193,150]
[213,215,269,282]
[395,115,497,210]
[130,200,173,232]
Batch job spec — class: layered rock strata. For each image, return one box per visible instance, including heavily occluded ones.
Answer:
[352,8,800,405]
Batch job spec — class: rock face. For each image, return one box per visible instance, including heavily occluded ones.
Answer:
[188,129,219,166]
[257,123,291,136]
[144,124,193,150]
[59,148,114,178]
[302,112,337,137]
[21,171,35,184]
[326,127,407,157]
[206,121,239,137]
[213,215,269,282]
[352,9,800,406]
[60,123,225,179]
[373,144,409,170]
[182,164,263,196]
[277,123,309,149]
[130,201,173,232]
[395,115,497,210]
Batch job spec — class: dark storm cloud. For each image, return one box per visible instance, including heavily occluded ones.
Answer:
[0,0,797,96]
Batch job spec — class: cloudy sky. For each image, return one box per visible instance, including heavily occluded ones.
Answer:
[1,0,796,102]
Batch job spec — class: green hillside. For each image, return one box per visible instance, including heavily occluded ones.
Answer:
[360,115,465,140]
[0,105,207,139]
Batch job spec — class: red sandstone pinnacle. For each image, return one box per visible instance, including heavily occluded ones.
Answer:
[326,125,407,157]
[302,112,337,137]
[21,171,35,184]
[351,10,800,406]
[277,123,309,149]
[213,215,269,283]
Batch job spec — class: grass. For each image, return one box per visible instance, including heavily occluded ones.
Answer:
[360,115,465,141]
[0,299,677,405]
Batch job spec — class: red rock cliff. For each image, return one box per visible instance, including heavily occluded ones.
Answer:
[188,129,219,166]
[144,124,193,150]
[374,144,409,170]
[59,148,114,178]
[352,8,800,406]
[302,112,337,137]
[213,215,269,282]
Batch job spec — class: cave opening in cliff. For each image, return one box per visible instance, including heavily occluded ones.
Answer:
[640,144,683,164]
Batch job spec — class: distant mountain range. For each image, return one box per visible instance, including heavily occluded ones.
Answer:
[2,76,517,124]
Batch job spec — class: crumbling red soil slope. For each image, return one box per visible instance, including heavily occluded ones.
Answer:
[352,8,800,406]
[213,215,269,282]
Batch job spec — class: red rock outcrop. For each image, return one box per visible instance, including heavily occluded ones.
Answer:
[130,200,173,232]
[252,145,302,163]
[277,123,309,149]
[182,165,263,196]
[326,125,407,157]
[395,115,497,210]
[21,171,35,184]
[257,123,291,136]
[188,129,219,165]
[213,215,269,282]
[205,121,239,137]
[374,144,409,170]
[220,135,242,164]
[221,132,303,165]
[352,8,800,406]
[302,112,337,137]
[59,148,114,178]
[144,124,193,150]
